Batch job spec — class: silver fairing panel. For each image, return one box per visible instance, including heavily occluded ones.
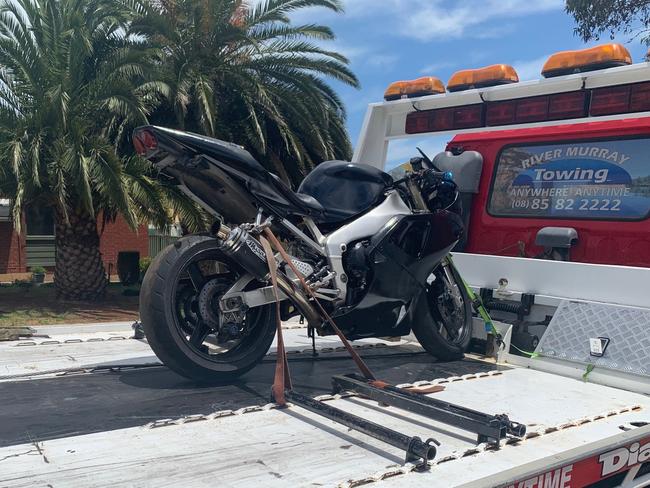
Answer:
[324,191,412,296]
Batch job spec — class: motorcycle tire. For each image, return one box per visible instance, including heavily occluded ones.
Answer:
[140,234,276,382]
[412,260,473,361]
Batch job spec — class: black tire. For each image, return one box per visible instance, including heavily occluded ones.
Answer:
[412,260,472,361]
[140,235,276,382]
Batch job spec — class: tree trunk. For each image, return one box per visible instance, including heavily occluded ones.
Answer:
[54,208,108,301]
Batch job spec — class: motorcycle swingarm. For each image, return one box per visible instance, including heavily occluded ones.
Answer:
[219,276,339,314]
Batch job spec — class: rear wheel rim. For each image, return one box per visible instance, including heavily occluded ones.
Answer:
[171,249,266,363]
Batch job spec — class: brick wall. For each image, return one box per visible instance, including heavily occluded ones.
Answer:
[98,217,149,278]
[0,216,148,274]
[0,221,26,273]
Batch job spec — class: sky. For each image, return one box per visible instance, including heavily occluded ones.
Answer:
[289,0,650,169]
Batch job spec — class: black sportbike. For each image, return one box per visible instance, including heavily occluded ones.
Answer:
[134,126,473,381]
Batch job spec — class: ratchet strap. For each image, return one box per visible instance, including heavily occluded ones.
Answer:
[260,236,292,406]
[262,228,376,385]
[445,255,539,358]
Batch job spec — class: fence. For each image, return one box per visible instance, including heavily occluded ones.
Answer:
[149,233,179,258]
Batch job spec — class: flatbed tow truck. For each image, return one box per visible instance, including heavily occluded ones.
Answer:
[1,44,649,487]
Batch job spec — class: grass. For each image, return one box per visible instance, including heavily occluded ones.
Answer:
[0,283,140,327]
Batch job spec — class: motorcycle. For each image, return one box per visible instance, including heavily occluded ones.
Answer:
[133,126,473,381]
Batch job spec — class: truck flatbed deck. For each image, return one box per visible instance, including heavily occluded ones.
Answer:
[1,254,649,487]
[0,321,648,487]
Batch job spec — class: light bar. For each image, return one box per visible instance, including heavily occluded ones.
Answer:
[542,43,632,78]
[405,81,650,135]
[384,76,445,101]
[447,64,519,92]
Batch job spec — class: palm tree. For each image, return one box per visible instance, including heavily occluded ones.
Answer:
[0,0,203,300]
[137,0,359,186]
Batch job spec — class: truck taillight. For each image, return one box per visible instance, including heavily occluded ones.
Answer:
[548,91,587,119]
[630,82,650,112]
[589,82,650,115]
[453,104,483,128]
[486,101,516,126]
[590,85,630,116]
[133,129,158,156]
[515,96,548,123]
[406,81,650,135]
[406,105,482,134]
[486,92,586,127]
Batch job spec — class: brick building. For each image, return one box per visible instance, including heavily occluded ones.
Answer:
[0,200,148,275]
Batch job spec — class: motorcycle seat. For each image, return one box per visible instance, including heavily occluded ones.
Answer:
[268,173,326,217]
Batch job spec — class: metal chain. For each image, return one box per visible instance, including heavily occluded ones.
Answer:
[338,404,643,488]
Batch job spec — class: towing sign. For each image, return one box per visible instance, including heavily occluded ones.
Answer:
[488,138,650,220]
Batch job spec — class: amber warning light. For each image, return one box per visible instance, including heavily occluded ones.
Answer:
[542,43,632,78]
[447,64,519,92]
[384,77,445,101]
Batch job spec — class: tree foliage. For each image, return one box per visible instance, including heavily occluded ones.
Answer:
[0,0,205,298]
[566,0,650,48]
[0,0,204,232]
[136,0,359,185]
[0,0,357,298]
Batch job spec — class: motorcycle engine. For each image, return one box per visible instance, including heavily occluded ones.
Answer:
[343,240,372,305]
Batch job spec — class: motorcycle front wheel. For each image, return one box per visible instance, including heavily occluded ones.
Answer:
[140,234,276,382]
[411,259,472,361]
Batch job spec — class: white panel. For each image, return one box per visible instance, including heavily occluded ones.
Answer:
[452,253,650,309]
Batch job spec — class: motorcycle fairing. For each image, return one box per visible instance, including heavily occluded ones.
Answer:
[331,211,464,340]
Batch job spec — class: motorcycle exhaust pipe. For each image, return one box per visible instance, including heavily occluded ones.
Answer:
[216,225,321,327]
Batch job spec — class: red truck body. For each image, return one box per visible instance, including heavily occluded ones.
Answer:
[448,117,650,267]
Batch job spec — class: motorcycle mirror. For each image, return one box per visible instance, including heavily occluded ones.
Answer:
[409,157,424,172]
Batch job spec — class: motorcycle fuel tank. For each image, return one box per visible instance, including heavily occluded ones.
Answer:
[298,161,394,223]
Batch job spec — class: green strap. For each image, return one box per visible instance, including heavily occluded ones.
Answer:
[445,255,539,358]
[582,364,595,382]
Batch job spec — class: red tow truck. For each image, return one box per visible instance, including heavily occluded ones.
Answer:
[355,43,650,268]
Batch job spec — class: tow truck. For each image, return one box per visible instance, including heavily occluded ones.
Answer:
[0,43,648,487]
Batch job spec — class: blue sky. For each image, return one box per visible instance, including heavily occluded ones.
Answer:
[290,0,649,168]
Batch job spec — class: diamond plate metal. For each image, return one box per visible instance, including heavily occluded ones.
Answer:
[535,300,650,377]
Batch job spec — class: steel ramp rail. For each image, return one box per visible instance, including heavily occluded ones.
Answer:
[332,373,526,445]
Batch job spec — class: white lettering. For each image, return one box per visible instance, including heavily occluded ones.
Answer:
[600,447,631,476]
[594,169,608,183]
[560,465,572,487]
[532,168,609,183]
[543,468,562,488]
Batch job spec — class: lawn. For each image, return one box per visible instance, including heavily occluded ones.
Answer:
[0,283,139,327]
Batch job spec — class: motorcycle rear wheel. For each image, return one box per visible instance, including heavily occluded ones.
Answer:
[140,235,276,382]
[412,259,472,361]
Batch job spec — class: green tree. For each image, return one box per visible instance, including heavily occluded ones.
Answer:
[137,0,359,185]
[567,0,650,49]
[0,0,202,300]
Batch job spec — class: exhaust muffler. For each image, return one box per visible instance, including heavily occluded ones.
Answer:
[216,225,321,327]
